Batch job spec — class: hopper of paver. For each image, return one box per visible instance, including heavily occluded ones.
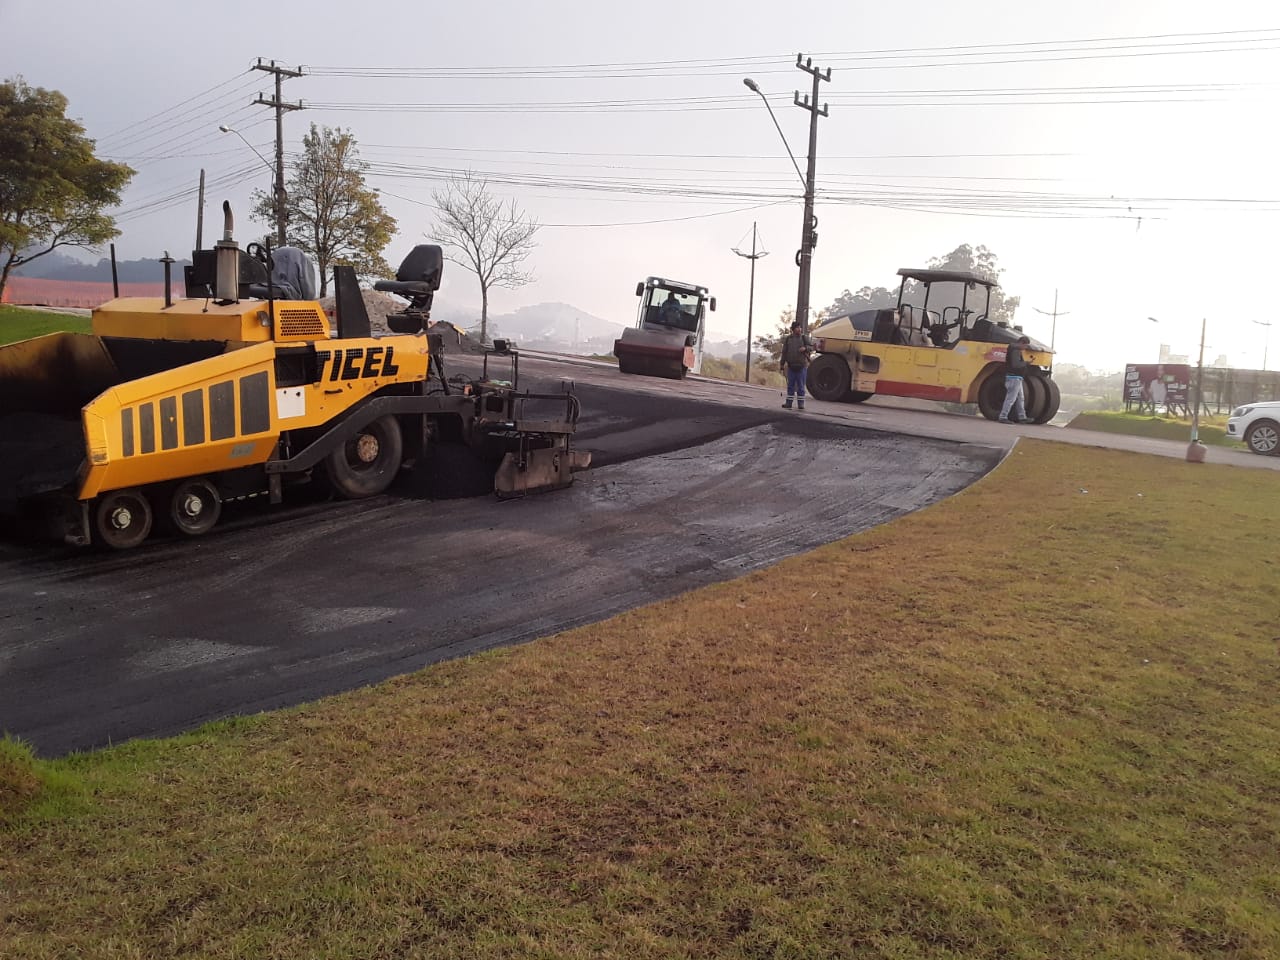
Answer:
[0,332,121,510]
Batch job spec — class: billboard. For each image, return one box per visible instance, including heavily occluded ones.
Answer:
[1124,363,1192,407]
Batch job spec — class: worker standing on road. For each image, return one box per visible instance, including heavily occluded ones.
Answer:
[780,321,814,410]
[999,334,1032,424]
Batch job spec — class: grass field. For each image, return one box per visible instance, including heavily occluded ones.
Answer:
[0,304,91,345]
[3,441,1278,958]
[1068,410,1235,448]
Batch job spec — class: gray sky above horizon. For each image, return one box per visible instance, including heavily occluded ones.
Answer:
[4,0,1277,371]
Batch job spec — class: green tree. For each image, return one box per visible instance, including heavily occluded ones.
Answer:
[430,172,539,344]
[0,77,134,303]
[253,124,395,297]
[825,285,897,319]
[925,243,1020,323]
[821,244,1019,323]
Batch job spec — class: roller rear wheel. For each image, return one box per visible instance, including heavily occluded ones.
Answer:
[977,374,1006,421]
[1032,377,1061,424]
[807,354,851,402]
[1022,376,1046,423]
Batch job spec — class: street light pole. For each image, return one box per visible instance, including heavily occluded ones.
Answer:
[1149,314,1208,460]
[1033,288,1070,353]
[1188,317,1207,460]
[732,222,769,383]
[218,125,279,237]
[1252,318,1272,371]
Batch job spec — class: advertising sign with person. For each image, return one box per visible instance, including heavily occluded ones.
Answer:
[1124,364,1192,412]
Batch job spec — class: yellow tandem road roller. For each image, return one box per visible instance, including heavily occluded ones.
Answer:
[0,204,587,549]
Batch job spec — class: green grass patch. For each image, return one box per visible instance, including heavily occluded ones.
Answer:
[0,304,92,345]
[3,441,1278,958]
[0,736,87,828]
[1068,409,1235,447]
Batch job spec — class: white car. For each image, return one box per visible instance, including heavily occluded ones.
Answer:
[1226,401,1280,456]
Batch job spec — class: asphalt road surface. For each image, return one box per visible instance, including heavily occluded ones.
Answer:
[0,366,1002,756]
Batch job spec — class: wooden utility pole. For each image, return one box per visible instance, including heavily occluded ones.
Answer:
[195,169,206,251]
[253,59,304,245]
[792,55,830,335]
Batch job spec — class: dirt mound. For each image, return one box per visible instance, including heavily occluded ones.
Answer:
[318,289,409,337]
[317,290,487,355]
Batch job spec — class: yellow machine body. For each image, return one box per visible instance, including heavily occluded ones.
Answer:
[72,298,429,500]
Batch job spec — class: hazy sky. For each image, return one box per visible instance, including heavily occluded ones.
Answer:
[4,0,1277,371]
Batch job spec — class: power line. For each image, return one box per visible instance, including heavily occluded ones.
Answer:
[305,27,1280,77]
[376,187,790,228]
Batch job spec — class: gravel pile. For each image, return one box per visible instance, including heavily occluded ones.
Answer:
[317,289,487,354]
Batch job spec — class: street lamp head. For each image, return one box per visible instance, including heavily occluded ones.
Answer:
[218,124,233,134]
[1147,316,1159,323]
[743,78,760,93]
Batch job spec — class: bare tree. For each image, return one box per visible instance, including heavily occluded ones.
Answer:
[430,172,539,343]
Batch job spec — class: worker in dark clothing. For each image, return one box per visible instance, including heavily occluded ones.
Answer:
[658,292,683,326]
[779,321,814,410]
[999,335,1033,423]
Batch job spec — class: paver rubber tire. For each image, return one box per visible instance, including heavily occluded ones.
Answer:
[807,354,851,402]
[1244,419,1280,456]
[325,415,404,499]
[94,488,153,550]
[846,390,874,403]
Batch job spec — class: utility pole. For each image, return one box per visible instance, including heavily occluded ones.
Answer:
[792,55,830,334]
[1187,317,1207,462]
[1252,318,1271,370]
[1032,288,1070,352]
[732,222,769,383]
[253,58,304,246]
[195,168,206,251]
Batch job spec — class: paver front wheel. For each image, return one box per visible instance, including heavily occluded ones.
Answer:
[325,415,404,499]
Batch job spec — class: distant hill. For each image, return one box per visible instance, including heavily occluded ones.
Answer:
[429,301,626,353]
[14,252,191,284]
[14,252,192,285]
[432,301,753,359]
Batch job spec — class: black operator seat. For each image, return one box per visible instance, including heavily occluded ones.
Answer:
[376,245,445,334]
[374,245,444,299]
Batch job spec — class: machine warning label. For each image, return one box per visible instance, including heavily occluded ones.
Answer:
[315,346,401,381]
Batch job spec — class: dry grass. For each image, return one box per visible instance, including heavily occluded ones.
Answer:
[3,441,1278,958]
